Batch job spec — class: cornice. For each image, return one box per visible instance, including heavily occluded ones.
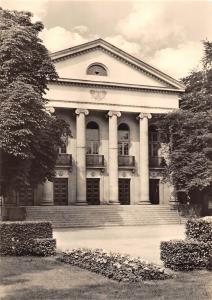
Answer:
[48,78,184,95]
[51,39,185,91]
[46,99,178,112]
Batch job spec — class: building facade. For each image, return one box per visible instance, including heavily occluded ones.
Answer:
[21,39,185,207]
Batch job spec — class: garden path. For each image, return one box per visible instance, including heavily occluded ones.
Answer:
[54,224,185,265]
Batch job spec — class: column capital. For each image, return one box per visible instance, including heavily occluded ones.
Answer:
[75,108,89,116]
[107,110,121,118]
[45,106,55,115]
[137,112,152,120]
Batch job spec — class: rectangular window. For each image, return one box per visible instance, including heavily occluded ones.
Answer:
[86,141,99,154]
[118,142,129,155]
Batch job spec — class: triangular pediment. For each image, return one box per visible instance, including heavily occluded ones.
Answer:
[50,39,185,91]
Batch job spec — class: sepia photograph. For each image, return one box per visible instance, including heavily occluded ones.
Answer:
[0,0,211,299]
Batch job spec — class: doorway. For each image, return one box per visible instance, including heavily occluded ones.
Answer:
[119,179,130,205]
[53,178,68,205]
[149,179,159,204]
[86,178,100,205]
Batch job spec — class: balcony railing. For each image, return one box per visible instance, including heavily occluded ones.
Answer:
[118,155,135,168]
[56,154,72,166]
[86,154,104,167]
[149,157,165,168]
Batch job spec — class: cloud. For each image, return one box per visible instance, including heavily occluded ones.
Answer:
[149,41,203,79]
[39,26,98,53]
[105,35,141,56]
[40,27,87,52]
[117,2,185,49]
[73,25,89,34]
[115,1,208,78]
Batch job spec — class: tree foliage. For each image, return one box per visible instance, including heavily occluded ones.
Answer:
[158,41,212,201]
[0,8,70,196]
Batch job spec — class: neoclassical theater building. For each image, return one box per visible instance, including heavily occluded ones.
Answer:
[20,39,185,207]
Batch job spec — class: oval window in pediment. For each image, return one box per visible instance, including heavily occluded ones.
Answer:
[87,63,107,76]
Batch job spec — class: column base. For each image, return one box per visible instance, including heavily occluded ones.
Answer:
[109,201,120,205]
[75,201,88,206]
[40,201,54,206]
[138,201,151,205]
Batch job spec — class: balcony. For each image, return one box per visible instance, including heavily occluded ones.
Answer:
[56,154,72,168]
[149,157,165,168]
[86,154,105,170]
[118,155,135,171]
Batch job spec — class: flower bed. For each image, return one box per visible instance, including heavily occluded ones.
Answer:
[59,248,173,282]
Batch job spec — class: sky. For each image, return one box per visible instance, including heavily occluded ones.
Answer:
[1,0,212,79]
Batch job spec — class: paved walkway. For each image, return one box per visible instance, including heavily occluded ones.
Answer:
[54,224,185,265]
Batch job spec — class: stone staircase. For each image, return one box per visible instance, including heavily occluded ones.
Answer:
[25,205,182,228]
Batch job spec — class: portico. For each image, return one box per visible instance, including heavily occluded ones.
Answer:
[17,39,185,207]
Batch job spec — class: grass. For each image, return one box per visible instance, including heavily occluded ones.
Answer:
[0,256,212,300]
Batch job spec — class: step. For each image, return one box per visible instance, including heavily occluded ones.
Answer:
[25,205,181,228]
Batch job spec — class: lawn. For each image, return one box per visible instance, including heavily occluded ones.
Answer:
[0,256,211,300]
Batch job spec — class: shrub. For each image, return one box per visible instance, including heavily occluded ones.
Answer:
[32,238,56,256]
[59,248,173,282]
[186,217,212,243]
[161,240,211,271]
[0,221,53,256]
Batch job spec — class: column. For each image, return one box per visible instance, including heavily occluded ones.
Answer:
[108,110,121,204]
[41,180,54,205]
[169,177,178,209]
[138,113,152,204]
[75,108,89,205]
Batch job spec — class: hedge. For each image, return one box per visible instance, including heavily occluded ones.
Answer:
[186,217,212,243]
[0,221,54,256]
[32,238,56,256]
[160,240,211,271]
[60,248,173,282]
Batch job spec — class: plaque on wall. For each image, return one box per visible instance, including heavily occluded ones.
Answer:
[90,90,107,101]
[150,170,161,177]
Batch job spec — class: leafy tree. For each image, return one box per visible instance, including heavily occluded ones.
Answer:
[158,41,212,204]
[0,8,70,201]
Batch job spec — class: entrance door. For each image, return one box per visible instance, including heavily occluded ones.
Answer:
[119,179,130,205]
[86,178,100,205]
[149,179,159,204]
[53,178,68,205]
[19,185,34,206]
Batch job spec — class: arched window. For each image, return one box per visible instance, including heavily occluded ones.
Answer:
[86,121,99,154]
[149,125,160,158]
[118,123,130,156]
[87,63,107,76]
